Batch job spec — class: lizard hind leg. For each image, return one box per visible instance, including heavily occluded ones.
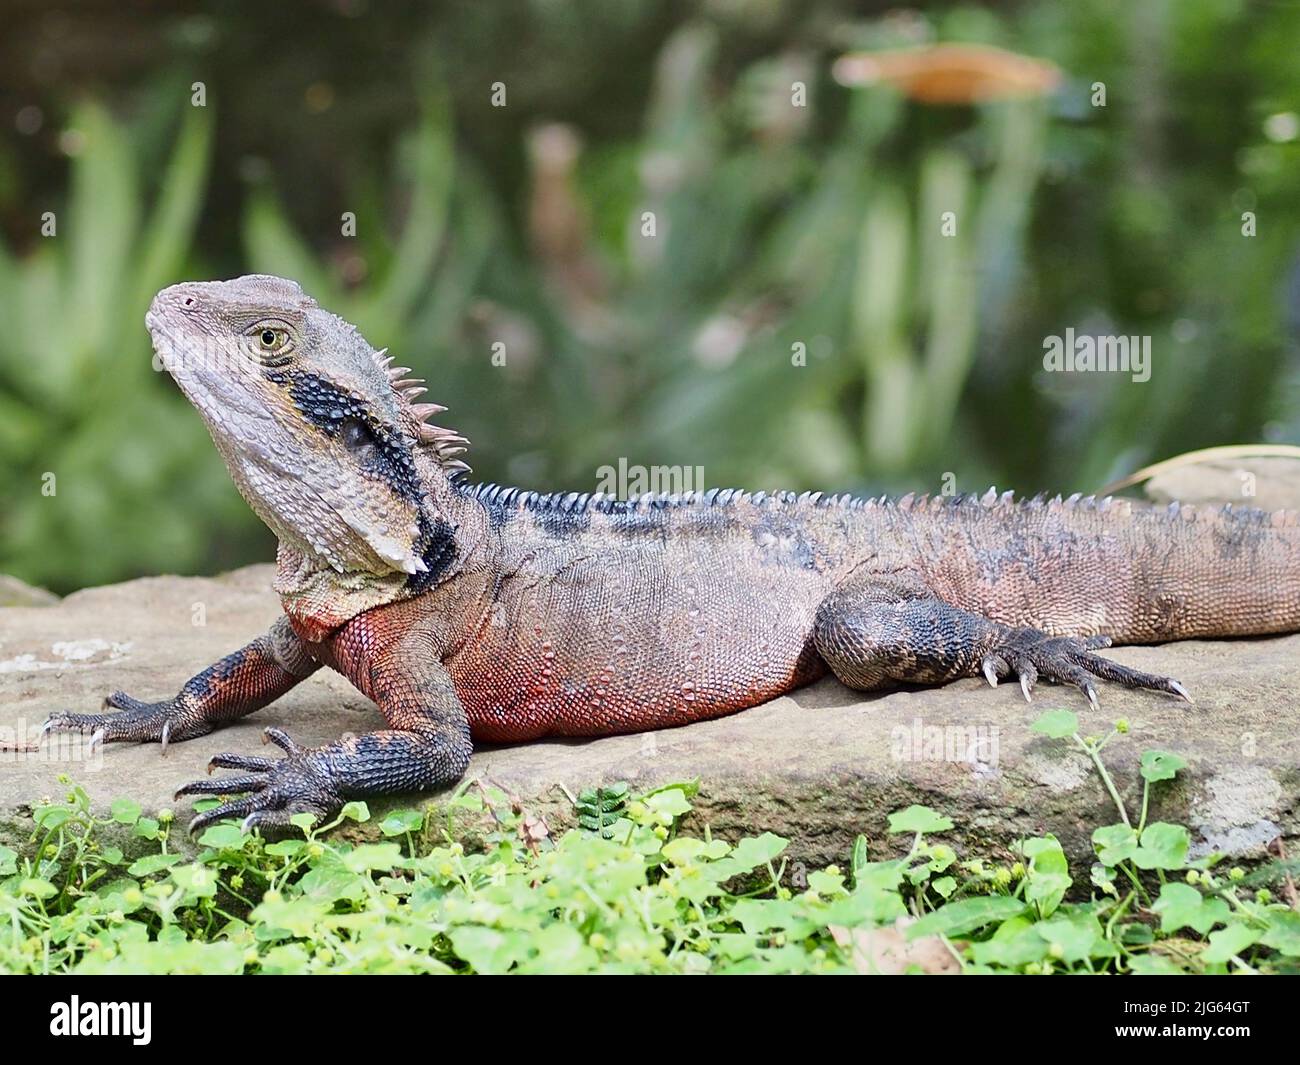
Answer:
[812,576,1192,707]
[812,577,996,691]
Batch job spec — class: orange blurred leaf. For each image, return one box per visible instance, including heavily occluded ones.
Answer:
[834,44,1061,104]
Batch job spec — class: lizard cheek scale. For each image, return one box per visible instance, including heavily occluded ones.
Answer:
[43,275,1300,835]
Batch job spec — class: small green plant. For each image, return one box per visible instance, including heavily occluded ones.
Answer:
[575,782,630,838]
[3,717,1298,974]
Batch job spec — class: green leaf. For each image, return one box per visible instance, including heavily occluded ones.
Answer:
[341,843,405,873]
[449,926,527,975]
[109,797,142,825]
[577,783,628,837]
[378,808,425,837]
[1025,873,1072,919]
[851,835,869,883]
[730,898,802,935]
[340,801,371,824]
[639,779,700,800]
[169,863,218,899]
[907,895,1027,938]
[1151,883,1229,935]
[1202,923,1260,964]
[369,98,455,326]
[1090,863,1118,897]
[67,102,139,352]
[1031,709,1078,739]
[662,837,708,864]
[126,853,183,877]
[931,876,957,898]
[129,106,213,315]
[1128,954,1185,975]
[251,896,331,940]
[1092,824,1138,866]
[134,817,161,840]
[968,916,1050,969]
[34,805,73,829]
[1035,912,1104,963]
[807,869,846,896]
[1021,835,1071,918]
[297,862,366,903]
[1140,750,1187,783]
[707,832,788,880]
[644,787,693,819]
[887,805,953,835]
[0,844,17,876]
[1132,823,1190,871]
[197,823,248,850]
[1259,911,1300,956]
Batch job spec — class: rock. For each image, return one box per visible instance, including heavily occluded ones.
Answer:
[1143,455,1300,513]
[2,564,1298,871]
[0,574,59,608]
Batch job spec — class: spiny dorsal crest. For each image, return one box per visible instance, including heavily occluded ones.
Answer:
[372,346,471,474]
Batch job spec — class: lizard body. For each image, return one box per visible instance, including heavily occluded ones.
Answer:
[44,276,1300,833]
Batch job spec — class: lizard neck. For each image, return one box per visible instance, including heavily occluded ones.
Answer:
[275,452,493,642]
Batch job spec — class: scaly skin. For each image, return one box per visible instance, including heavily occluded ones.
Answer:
[43,276,1300,834]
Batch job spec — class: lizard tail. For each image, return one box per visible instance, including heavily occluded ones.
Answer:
[910,492,1300,643]
[1128,499,1300,640]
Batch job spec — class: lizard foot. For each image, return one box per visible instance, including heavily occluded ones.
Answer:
[177,727,342,837]
[979,629,1192,709]
[42,692,210,754]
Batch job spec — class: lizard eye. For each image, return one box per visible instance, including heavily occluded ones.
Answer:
[246,321,294,359]
[258,328,287,351]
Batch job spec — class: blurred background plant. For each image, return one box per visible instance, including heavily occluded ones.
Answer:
[1,0,1297,593]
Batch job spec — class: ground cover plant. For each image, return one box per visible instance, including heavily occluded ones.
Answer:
[2,711,1298,974]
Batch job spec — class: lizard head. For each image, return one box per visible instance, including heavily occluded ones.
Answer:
[146,275,468,580]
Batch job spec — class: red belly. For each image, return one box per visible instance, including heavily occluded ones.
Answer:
[445,640,824,742]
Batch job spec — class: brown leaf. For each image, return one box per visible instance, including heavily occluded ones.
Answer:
[830,917,962,974]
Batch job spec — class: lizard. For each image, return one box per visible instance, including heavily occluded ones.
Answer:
[43,275,1300,835]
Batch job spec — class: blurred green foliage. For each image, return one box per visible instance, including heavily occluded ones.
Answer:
[0,103,258,588]
[1,0,1298,592]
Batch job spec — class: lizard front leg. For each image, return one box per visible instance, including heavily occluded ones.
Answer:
[43,616,320,752]
[813,575,1192,707]
[178,635,472,835]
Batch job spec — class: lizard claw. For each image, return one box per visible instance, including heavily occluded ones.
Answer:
[982,658,1000,688]
[180,729,340,839]
[983,628,1187,710]
[41,692,209,751]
